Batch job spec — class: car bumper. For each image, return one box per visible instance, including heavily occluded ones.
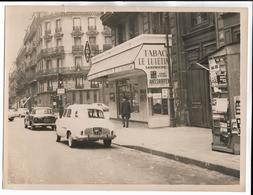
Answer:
[75,134,116,141]
[33,123,56,127]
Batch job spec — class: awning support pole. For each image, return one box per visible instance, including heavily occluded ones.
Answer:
[166,13,176,127]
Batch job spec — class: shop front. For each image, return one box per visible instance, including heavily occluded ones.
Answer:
[88,34,172,128]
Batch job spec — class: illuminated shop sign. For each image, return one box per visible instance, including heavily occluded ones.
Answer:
[135,44,170,88]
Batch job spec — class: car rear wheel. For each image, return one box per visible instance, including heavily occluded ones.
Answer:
[67,133,75,148]
[24,123,27,128]
[56,134,61,142]
[103,139,112,147]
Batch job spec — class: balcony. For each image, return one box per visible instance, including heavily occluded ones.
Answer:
[72,45,84,55]
[75,84,84,89]
[36,66,91,78]
[44,29,53,41]
[103,44,113,52]
[54,27,63,39]
[37,46,65,60]
[71,26,84,37]
[86,26,98,36]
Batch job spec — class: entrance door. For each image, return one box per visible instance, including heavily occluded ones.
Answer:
[187,68,211,128]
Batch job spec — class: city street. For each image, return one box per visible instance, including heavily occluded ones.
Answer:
[6,117,239,185]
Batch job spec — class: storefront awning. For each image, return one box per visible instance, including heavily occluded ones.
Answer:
[88,34,172,84]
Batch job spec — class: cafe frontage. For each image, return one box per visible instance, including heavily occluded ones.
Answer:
[88,34,172,128]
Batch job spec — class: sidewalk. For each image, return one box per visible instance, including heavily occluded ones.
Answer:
[110,120,240,177]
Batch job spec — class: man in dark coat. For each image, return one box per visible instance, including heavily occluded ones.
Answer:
[121,97,131,128]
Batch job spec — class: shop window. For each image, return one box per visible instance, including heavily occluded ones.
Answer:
[152,13,165,34]
[117,24,125,44]
[151,88,168,115]
[191,13,208,26]
[132,84,140,113]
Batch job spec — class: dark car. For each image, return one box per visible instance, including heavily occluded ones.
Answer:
[24,107,57,130]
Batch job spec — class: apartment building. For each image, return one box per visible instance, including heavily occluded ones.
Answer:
[15,12,112,110]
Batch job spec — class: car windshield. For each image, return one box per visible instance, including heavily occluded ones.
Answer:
[34,108,53,115]
[87,109,104,118]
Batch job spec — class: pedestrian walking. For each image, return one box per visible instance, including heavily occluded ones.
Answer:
[121,97,131,128]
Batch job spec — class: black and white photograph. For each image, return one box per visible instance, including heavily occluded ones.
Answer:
[1,2,252,193]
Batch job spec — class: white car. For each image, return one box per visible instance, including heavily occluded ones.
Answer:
[92,103,109,112]
[8,109,18,121]
[17,108,29,117]
[55,104,116,148]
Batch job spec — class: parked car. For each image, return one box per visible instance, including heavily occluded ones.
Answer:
[55,104,116,148]
[92,103,109,112]
[8,109,18,121]
[24,107,57,130]
[17,108,29,117]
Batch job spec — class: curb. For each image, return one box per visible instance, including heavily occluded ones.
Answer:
[113,144,240,178]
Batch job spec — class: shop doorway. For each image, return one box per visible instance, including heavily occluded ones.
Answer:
[187,67,211,128]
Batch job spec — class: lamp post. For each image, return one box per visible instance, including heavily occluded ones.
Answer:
[165,13,176,127]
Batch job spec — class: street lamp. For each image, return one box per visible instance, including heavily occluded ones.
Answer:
[165,13,176,127]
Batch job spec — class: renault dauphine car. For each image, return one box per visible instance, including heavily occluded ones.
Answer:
[24,107,57,130]
[55,104,116,148]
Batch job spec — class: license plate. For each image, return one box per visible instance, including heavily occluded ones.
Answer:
[93,128,102,135]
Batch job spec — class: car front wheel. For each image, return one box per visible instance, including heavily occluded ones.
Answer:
[56,134,61,142]
[67,133,76,148]
[103,139,112,147]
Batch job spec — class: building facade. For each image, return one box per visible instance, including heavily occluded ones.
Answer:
[88,12,240,128]
[14,12,112,111]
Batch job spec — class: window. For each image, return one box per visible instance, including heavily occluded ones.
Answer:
[72,93,76,103]
[129,15,139,38]
[56,58,63,70]
[105,36,112,44]
[56,38,62,47]
[45,40,51,48]
[75,77,83,88]
[191,13,208,26]
[73,17,81,30]
[75,56,82,70]
[94,92,97,102]
[46,60,52,70]
[74,37,81,45]
[63,109,67,117]
[47,80,53,91]
[117,24,125,44]
[150,71,157,79]
[89,36,96,45]
[87,91,90,100]
[152,13,165,34]
[88,17,96,30]
[56,19,61,32]
[66,109,72,118]
[88,109,104,118]
[45,21,51,32]
[90,81,99,88]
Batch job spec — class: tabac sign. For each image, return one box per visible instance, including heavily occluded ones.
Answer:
[135,44,169,88]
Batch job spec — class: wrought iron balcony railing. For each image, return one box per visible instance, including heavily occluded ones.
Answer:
[38,46,64,59]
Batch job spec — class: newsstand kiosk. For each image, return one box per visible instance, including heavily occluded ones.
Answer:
[208,43,240,155]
